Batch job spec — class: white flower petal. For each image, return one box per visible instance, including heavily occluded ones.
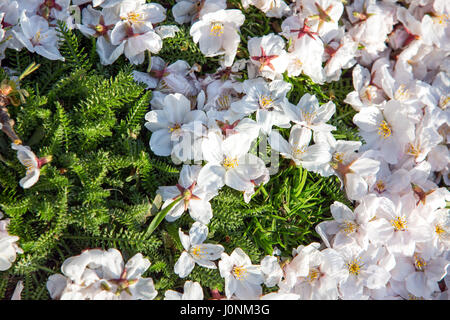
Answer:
[189,222,208,246]
[174,251,195,278]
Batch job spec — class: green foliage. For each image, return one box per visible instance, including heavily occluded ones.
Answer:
[158,25,210,70]
[0,1,358,300]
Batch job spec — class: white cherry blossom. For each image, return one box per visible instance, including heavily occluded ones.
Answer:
[174,222,224,278]
[353,102,416,165]
[157,165,217,224]
[190,9,245,67]
[283,93,336,137]
[47,248,157,300]
[268,125,331,171]
[366,195,433,257]
[109,0,166,64]
[230,78,291,134]
[218,248,264,300]
[336,243,394,299]
[247,34,288,80]
[144,93,207,157]
[197,131,267,193]
[315,195,380,250]
[132,57,199,98]
[12,12,64,61]
[280,242,347,300]
[11,143,52,189]
[390,252,449,299]
[76,5,122,65]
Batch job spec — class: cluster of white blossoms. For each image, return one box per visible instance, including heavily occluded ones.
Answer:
[0,0,178,64]
[0,0,448,300]
[131,0,450,300]
[46,248,158,300]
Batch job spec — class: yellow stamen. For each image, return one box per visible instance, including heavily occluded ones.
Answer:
[158,79,171,92]
[217,95,231,110]
[341,221,357,234]
[35,31,41,42]
[391,216,407,231]
[183,189,192,199]
[361,85,374,102]
[294,58,303,68]
[22,159,35,175]
[435,224,445,237]
[307,268,320,282]
[210,22,224,36]
[232,266,247,280]
[413,254,426,271]
[191,245,204,258]
[333,152,344,163]
[301,111,317,125]
[407,143,421,158]
[347,258,363,276]
[32,30,45,45]
[293,146,306,158]
[394,84,409,101]
[169,123,181,133]
[259,95,273,109]
[223,157,238,169]
[439,96,449,110]
[433,14,448,26]
[95,24,105,33]
[100,281,111,291]
[375,180,386,193]
[126,12,144,25]
[378,120,392,139]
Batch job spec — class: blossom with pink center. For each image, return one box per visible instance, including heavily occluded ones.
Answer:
[11,143,52,189]
[157,165,217,224]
